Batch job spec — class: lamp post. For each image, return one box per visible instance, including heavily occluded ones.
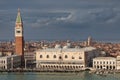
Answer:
[11,57,13,69]
[25,59,27,69]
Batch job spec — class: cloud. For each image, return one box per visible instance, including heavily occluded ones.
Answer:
[24,12,73,28]
[56,13,73,21]
[1,0,120,40]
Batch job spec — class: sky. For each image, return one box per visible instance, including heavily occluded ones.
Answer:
[0,0,120,41]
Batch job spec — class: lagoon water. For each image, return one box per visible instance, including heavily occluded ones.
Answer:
[0,72,120,80]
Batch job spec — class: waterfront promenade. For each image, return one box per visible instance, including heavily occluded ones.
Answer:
[0,68,85,72]
[0,68,120,74]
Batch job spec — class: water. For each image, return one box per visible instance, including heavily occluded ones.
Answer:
[0,72,120,80]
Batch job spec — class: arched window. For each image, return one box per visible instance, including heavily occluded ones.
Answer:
[97,61,99,64]
[40,55,42,58]
[53,55,56,58]
[46,55,49,58]
[100,65,102,69]
[113,66,115,69]
[107,61,108,64]
[113,62,115,64]
[4,61,5,63]
[94,65,96,68]
[103,61,105,64]
[110,62,111,64]
[97,66,99,68]
[72,56,74,59]
[59,56,62,60]
[3,66,5,69]
[79,57,82,59]
[76,66,78,68]
[65,55,68,58]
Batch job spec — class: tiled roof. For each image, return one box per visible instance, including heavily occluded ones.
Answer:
[36,47,96,52]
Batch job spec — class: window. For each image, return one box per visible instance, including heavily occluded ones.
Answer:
[79,57,82,59]
[72,56,74,59]
[3,66,5,69]
[46,55,49,58]
[113,66,115,69]
[94,65,96,68]
[107,61,108,64]
[103,61,105,64]
[113,62,115,64]
[4,61,5,63]
[110,62,111,64]
[59,56,62,60]
[17,31,21,33]
[53,55,56,58]
[65,55,68,58]
[97,61,99,64]
[40,55,42,58]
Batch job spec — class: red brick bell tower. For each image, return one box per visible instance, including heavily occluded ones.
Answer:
[15,9,24,66]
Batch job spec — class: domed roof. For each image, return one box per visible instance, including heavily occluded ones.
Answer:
[75,46,80,49]
[66,43,71,47]
[55,44,61,48]
[63,45,69,49]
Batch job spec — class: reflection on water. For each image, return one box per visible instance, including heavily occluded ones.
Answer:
[0,71,120,80]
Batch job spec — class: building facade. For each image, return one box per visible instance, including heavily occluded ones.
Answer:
[93,57,116,70]
[0,55,21,69]
[116,56,120,70]
[36,46,100,70]
[24,52,36,68]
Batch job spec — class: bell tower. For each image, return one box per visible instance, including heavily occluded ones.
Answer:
[15,9,24,66]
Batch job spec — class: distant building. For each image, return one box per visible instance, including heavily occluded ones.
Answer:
[116,56,120,70]
[24,52,36,68]
[87,36,92,46]
[93,57,116,70]
[0,52,3,57]
[36,46,100,70]
[0,55,21,69]
[3,51,13,56]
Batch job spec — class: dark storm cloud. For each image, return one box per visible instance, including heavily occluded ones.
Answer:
[0,0,120,40]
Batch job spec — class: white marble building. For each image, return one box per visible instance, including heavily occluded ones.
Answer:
[93,57,116,70]
[0,55,21,69]
[36,46,100,70]
[116,56,120,70]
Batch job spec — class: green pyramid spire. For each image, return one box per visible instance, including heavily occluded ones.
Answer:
[16,8,22,23]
